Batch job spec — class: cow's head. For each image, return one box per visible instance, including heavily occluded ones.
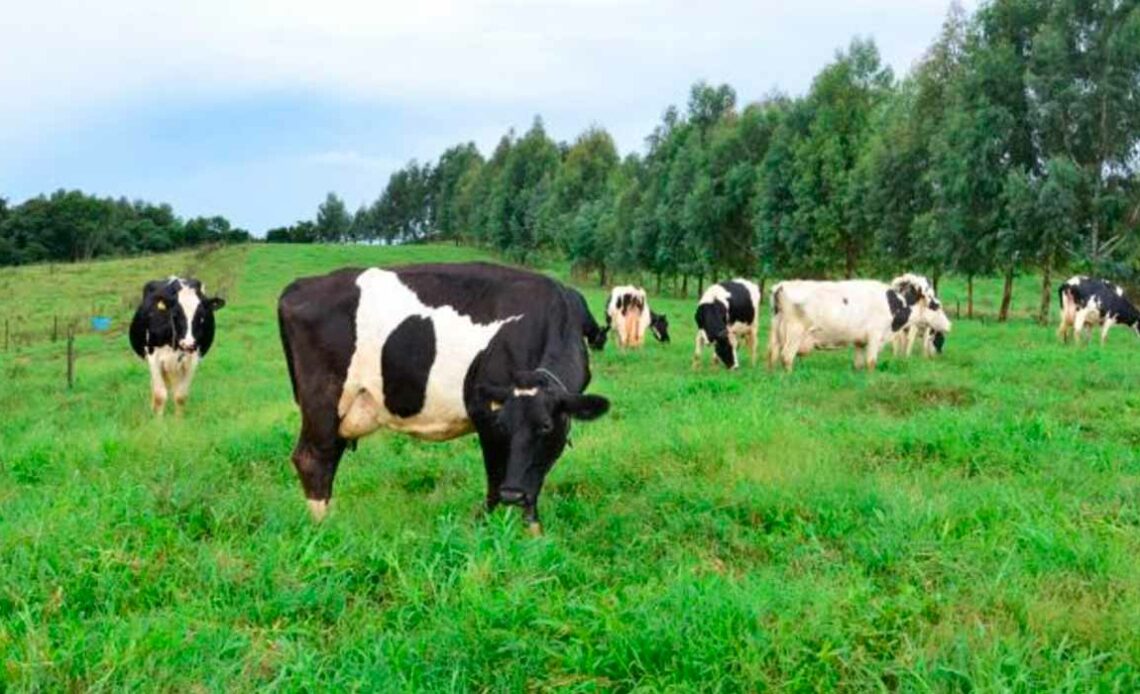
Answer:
[479,370,609,513]
[932,330,946,353]
[134,277,226,356]
[587,325,609,351]
[650,312,671,343]
[917,297,952,335]
[695,302,736,369]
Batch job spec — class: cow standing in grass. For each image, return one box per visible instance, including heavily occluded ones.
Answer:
[768,279,951,372]
[277,263,610,533]
[1058,276,1140,345]
[129,277,226,415]
[693,279,761,369]
[890,274,948,358]
[606,286,670,349]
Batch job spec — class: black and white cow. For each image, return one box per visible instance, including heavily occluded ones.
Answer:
[605,286,670,348]
[1058,276,1140,345]
[277,263,611,533]
[890,273,948,358]
[565,287,609,351]
[767,279,951,372]
[129,277,226,414]
[693,279,761,369]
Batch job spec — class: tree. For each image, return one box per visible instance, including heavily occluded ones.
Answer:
[316,192,352,243]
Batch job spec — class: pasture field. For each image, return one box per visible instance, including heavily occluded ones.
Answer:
[2,244,1140,691]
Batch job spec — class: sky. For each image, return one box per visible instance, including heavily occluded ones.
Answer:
[0,0,973,235]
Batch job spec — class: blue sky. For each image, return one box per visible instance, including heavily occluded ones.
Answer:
[0,0,972,235]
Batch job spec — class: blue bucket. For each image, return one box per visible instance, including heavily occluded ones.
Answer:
[91,316,112,332]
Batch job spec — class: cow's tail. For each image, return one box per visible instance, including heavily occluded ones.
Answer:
[278,293,301,404]
[771,283,784,315]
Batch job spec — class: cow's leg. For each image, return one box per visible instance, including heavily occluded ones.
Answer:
[1074,309,1090,345]
[172,358,198,416]
[905,326,918,357]
[746,325,759,367]
[291,404,348,522]
[147,356,168,415]
[866,338,882,371]
[1101,318,1115,346]
[692,332,705,370]
[853,346,866,370]
[780,323,803,372]
[767,317,781,369]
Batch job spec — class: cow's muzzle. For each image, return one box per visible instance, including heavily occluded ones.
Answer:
[498,488,528,506]
[178,341,198,353]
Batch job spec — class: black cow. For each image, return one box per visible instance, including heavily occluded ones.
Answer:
[1058,276,1140,345]
[277,262,611,533]
[128,277,226,414]
[693,279,761,369]
[565,287,608,351]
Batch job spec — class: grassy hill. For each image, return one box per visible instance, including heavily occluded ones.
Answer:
[2,244,1139,690]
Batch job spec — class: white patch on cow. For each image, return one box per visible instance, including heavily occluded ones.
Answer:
[175,281,202,349]
[338,268,522,441]
[513,387,539,397]
[146,345,200,413]
[307,498,329,522]
[1116,286,1124,297]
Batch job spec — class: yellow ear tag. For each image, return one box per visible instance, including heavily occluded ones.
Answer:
[156,300,167,311]
[489,401,503,412]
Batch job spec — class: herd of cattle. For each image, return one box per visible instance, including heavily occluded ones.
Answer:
[128,265,1139,532]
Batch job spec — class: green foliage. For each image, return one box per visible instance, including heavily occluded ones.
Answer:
[0,191,249,266]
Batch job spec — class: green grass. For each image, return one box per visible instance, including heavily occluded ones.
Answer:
[3,244,1140,691]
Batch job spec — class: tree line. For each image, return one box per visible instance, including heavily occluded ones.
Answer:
[0,190,250,267]
[282,0,1140,321]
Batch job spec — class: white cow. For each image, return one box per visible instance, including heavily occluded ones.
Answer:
[606,285,650,348]
[768,279,951,372]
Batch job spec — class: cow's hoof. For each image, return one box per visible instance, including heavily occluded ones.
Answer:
[307,498,329,522]
[526,522,544,537]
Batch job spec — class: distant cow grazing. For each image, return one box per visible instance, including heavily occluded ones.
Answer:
[606,286,670,348]
[768,279,951,372]
[890,274,948,358]
[1058,276,1140,345]
[565,287,608,351]
[693,279,761,369]
[129,277,226,414]
[277,263,611,533]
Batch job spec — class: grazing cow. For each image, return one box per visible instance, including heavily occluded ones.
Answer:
[1058,276,1140,345]
[129,277,226,414]
[277,263,611,533]
[890,274,948,358]
[565,287,608,351]
[606,286,670,347]
[768,279,951,372]
[693,279,761,369]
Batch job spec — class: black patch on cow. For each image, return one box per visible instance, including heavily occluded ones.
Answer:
[720,281,756,326]
[932,331,946,353]
[382,315,436,418]
[887,290,910,332]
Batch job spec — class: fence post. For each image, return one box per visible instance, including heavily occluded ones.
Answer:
[3,319,7,351]
[52,315,59,342]
[956,300,961,319]
[67,327,76,389]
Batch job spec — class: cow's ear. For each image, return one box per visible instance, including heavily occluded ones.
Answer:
[559,393,610,421]
[208,297,226,311]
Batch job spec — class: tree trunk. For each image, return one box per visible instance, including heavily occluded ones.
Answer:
[681,275,688,297]
[1039,259,1052,325]
[932,270,940,295]
[759,277,766,304]
[998,268,1014,322]
[599,262,607,287]
[967,275,974,319]
[655,273,661,294]
[697,274,705,295]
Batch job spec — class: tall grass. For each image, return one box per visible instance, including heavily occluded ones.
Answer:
[2,245,1139,690]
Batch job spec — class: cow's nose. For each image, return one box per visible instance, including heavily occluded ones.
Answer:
[499,488,526,505]
[179,341,198,352]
